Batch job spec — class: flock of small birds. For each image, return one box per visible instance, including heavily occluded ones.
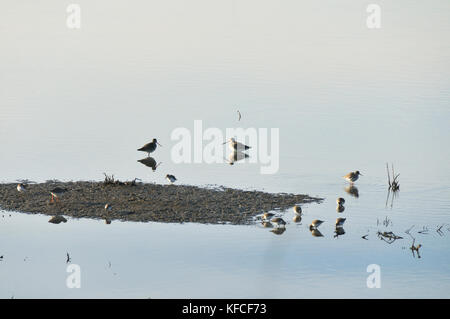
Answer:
[260,171,363,237]
[14,131,361,233]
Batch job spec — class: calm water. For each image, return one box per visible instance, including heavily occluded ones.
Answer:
[1,1,450,298]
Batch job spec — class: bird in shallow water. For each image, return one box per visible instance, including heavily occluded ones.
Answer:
[343,171,362,183]
[336,205,345,213]
[336,217,346,227]
[17,183,27,192]
[293,205,302,215]
[292,215,302,223]
[271,217,286,227]
[50,187,68,203]
[262,212,275,220]
[309,219,324,230]
[166,174,177,184]
[336,198,345,206]
[138,139,162,157]
[223,138,251,152]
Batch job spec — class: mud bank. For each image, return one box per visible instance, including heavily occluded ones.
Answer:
[0,181,322,225]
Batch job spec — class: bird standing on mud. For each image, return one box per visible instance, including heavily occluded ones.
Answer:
[50,187,68,203]
[166,174,177,184]
[138,139,162,157]
[343,171,362,183]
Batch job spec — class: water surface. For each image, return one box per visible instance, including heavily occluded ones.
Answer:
[1,0,449,298]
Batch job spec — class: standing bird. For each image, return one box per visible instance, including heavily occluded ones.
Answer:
[309,219,324,230]
[138,139,162,157]
[336,218,346,227]
[293,205,302,215]
[336,198,345,206]
[166,174,177,184]
[343,171,362,183]
[50,187,67,203]
[104,203,112,212]
[17,183,27,192]
[271,217,286,227]
[223,138,251,152]
[262,212,275,220]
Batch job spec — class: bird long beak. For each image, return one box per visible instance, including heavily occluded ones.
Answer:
[157,142,162,147]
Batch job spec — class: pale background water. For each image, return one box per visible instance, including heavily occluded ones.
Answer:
[1,0,449,298]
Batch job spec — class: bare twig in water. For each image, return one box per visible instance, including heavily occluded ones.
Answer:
[237,110,242,121]
[436,224,445,236]
[362,234,369,240]
[405,225,415,235]
[386,163,400,191]
[377,231,403,244]
[66,252,71,264]
[418,226,429,234]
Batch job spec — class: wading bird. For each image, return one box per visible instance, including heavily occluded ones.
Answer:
[343,171,362,183]
[309,219,324,230]
[138,139,162,157]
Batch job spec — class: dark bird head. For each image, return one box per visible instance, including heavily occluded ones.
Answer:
[356,170,362,175]
[153,138,162,146]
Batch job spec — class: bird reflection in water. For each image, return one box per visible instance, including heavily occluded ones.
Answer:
[138,157,162,171]
[344,185,359,198]
[226,151,250,165]
[262,221,274,228]
[334,227,346,238]
[271,227,286,235]
[310,229,324,237]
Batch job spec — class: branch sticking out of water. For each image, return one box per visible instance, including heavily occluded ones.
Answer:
[386,163,400,191]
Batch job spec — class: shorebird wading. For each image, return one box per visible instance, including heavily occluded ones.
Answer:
[138,139,162,157]
[293,205,302,215]
[309,219,324,230]
[343,171,362,183]
[271,217,286,227]
[223,138,251,152]
[336,218,346,227]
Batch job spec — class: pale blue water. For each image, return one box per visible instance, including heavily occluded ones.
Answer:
[1,0,449,298]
